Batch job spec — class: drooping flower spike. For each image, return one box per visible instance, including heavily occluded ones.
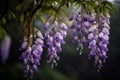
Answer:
[19,28,44,77]
[44,21,67,68]
[19,0,113,77]
[88,13,110,69]
[69,7,110,69]
[20,19,68,76]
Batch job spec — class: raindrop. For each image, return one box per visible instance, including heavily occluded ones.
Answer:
[77,47,79,50]
[79,50,82,55]
[97,69,100,72]
[88,57,91,59]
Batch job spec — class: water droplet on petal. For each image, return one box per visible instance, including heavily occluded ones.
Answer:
[77,47,79,50]
[88,57,91,59]
[79,50,82,55]
[97,69,100,72]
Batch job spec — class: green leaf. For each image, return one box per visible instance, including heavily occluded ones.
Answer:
[8,11,16,19]
[39,16,46,23]
[16,4,21,11]
[40,5,56,15]
[88,3,94,12]
[8,13,12,20]
[33,15,37,21]
[103,7,109,14]
[2,17,6,24]
[105,1,116,13]
[20,14,24,22]
[0,26,6,42]
[60,8,69,17]
[95,6,100,15]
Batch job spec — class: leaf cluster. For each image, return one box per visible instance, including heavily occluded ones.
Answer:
[0,0,116,42]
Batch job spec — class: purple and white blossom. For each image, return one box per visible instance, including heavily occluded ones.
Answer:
[69,10,110,69]
[69,13,94,55]
[44,21,67,67]
[0,35,11,64]
[20,29,44,77]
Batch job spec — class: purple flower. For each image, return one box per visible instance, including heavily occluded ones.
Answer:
[20,29,44,77]
[69,10,110,69]
[60,23,68,31]
[69,13,92,55]
[44,22,50,30]
[21,41,28,49]
[0,35,11,64]
[44,21,67,67]
[88,33,94,40]
[88,40,96,49]
[87,13,110,69]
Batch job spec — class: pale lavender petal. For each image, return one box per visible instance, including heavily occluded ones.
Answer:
[0,35,11,64]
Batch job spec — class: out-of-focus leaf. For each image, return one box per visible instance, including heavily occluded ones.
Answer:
[56,10,62,18]
[0,35,11,64]
[65,1,70,7]
[103,7,109,14]
[104,1,116,13]
[39,16,46,23]
[20,14,24,22]
[8,14,12,20]
[0,26,6,42]
[2,17,6,24]
[87,3,94,12]
[60,8,69,17]
[33,15,37,21]
[16,4,21,11]
[39,5,56,15]
[94,6,100,15]
[8,11,16,19]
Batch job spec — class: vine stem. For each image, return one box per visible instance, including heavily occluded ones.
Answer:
[24,0,44,45]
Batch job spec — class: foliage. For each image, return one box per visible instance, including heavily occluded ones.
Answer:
[0,0,116,79]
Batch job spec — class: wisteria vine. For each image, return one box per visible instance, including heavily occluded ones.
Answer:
[69,10,110,69]
[44,21,67,68]
[19,28,44,77]
[20,19,68,77]
[19,0,114,78]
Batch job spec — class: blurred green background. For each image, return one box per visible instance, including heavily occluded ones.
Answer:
[0,1,120,80]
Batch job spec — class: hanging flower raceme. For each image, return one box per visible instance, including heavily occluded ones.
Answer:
[88,13,110,69]
[69,12,96,55]
[44,21,67,68]
[69,7,110,69]
[19,29,44,77]
[18,1,114,78]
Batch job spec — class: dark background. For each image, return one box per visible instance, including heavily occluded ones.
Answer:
[0,1,120,80]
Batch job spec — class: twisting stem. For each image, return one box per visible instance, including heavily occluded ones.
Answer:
[30,0,44,18]
[24,0,44,45]
[55,0,64,14]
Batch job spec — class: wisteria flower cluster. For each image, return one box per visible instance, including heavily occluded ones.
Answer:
[18,0,113,78]
[69,10,110,69]
[20,12,110,77]
[19,28,44,77]
[20,20,68,77]
[44,21,67,68]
